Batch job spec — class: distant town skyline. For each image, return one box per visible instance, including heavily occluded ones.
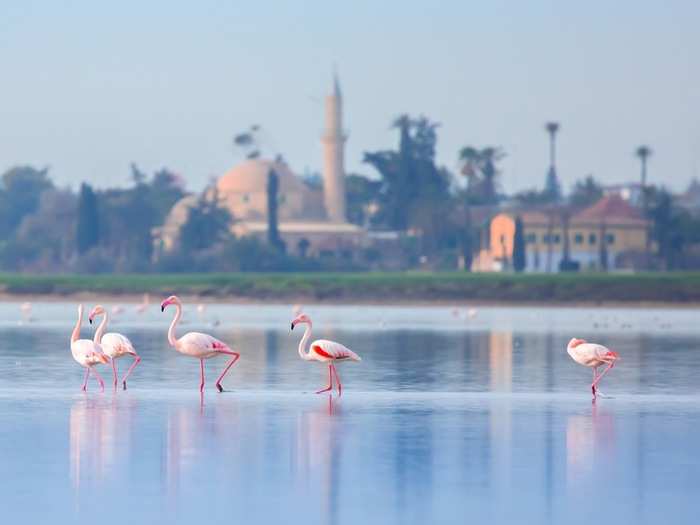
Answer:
[1,0,698,193]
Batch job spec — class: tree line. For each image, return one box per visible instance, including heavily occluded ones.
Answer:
[1,114,699,273]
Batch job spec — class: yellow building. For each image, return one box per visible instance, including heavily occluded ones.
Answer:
[472,195,649,272]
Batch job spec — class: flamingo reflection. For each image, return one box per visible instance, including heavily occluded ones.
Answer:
[292,396,341,524]
[69,395,137,491]
[566,403,616,484]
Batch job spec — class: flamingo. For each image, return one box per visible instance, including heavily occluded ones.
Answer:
[161,295,240,393]
[71,304,110,391]
[291,313,361,395]
[18,302,35,324]
[567,338,619,399]
[111,305,125,318]
[135,293,150,313]
[88,305,142,390]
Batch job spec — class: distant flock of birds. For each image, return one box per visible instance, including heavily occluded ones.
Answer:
[22,296,619,400]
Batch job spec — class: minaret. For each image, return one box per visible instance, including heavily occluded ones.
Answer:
[321,72,347,223]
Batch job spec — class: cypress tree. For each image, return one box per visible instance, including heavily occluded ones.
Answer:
[512,215,526,272]
[76,183,99,254]
[267,168,283,251]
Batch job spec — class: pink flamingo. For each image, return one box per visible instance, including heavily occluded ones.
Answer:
[71,304,110,391]
[291,313,361,395]
[135,293,150,313]
[161,295,240,392]
[88,305,142,390]
[567,338,619,399]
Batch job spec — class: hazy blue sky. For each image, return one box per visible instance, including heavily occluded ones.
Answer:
[1,0,698,193]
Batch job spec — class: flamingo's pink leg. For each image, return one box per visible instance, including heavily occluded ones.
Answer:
[199,359,205,393]
[316,364,333,394]
[91,367,106,391]
[331,364,342,396]
[111,358,118,389]
[591,367,598,396]
[82,367,90,391]
[214,350,240,392]
[592,361,615,390]
[121,355,141,390]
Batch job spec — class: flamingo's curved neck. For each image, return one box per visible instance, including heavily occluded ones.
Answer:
[93,311,109,343]
[168,303,182,347]
[298,322,313,361]
[71,306,83,344]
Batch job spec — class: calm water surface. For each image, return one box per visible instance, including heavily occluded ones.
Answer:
[1,302,699,524]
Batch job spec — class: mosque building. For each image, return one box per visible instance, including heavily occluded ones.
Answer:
[155,75,365,258]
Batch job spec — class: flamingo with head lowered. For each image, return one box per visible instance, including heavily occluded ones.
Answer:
[567,338,619,399]
[88,305,141,390]
[291,313,361,395]
[161,295,240,392]
[71,304,110,391]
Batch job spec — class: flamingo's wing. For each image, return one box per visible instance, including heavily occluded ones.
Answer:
[590,344,618,361]
[182,331,231,352]
[578,343,618,363]
[103,332,137,355]
[312,339,361,361]
[73,339,109,364]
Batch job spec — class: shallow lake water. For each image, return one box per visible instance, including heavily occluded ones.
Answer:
[1,302,699,524]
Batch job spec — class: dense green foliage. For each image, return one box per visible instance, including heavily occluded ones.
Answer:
[2,271,700,303]
[512,216,525,272]
[76,183,100,254]
[266,168,284,252]
[570,175,603,207]
[459,146,504,205]
[0,166,53,238]
[345,174,381,226]
[364,115,451,231]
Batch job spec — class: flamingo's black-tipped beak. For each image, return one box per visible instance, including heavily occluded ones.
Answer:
[89,318,93,324]
[291,323,295,330]
[161,305,165,312]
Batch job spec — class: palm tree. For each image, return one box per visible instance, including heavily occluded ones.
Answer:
[636,145,653,267]
[636,145,652,187]
[459,146,505,204]
[458,146,481,182]
[544,122,561,201]
[545,122,560,165]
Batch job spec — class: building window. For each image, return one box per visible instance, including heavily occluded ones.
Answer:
[543,234,551,244]
[553,234,561,244]
[574,233,583,244]
[526,233,536,243]
[589,233,597,245]
[606,233,615,245]
[242,194,250,203]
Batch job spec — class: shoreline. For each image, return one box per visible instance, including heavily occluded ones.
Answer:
[3,272,700,308]
[2,291,700,309]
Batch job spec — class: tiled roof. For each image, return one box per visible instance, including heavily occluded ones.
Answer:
[572,195,646,225]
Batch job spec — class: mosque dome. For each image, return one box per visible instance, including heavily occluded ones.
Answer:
[217,159,306,195]
[215,158,317,221]
[163,194,199,231]
[157,194,200,252]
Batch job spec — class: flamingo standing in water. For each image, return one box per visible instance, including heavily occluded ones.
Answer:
[71,304,109,391]
[88,305,141,390]
[291,313,361,395]
[161,295,240,392]
[567,338,619,399]
[135,293,150,313]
